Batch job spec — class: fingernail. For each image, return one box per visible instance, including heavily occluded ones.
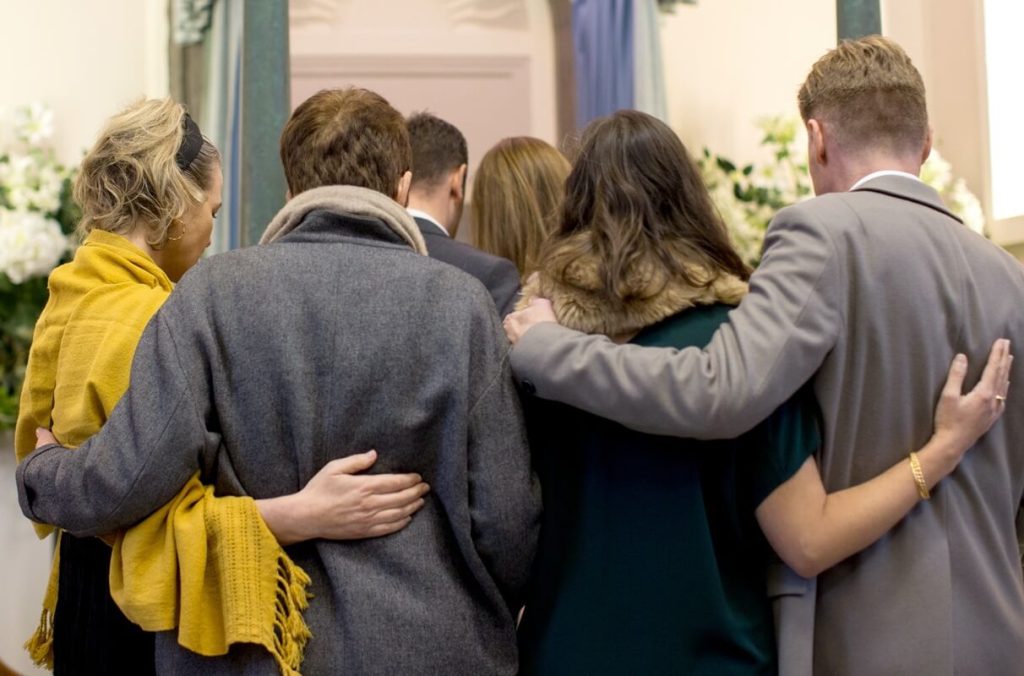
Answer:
[955,354,967,368]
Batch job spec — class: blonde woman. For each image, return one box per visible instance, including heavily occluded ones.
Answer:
[15,99,427,674]
[471,137,570,277]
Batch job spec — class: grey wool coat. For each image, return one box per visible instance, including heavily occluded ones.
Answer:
[510,175,1024,676]
[18,207,541,674]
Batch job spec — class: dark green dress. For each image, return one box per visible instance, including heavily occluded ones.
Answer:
[518,303,821,675]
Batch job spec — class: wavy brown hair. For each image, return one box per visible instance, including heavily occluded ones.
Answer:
[471,137,570,276]
[74,98,219,248]
[540,110,750,304]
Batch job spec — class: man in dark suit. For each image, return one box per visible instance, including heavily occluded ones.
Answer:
[406,112,520,316]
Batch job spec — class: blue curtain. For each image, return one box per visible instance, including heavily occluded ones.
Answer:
[205,0,243,253]
[572,0,635,129]
[633,0,667,122]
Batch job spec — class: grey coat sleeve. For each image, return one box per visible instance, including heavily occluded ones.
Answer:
[466,311,541,610]
[17,297,213,537]
[509,204,845,439]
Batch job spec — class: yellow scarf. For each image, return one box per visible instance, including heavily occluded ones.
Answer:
[110,473,311,674]
[16,231,311,673]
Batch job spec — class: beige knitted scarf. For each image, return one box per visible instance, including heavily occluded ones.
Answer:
[260,185,427,254]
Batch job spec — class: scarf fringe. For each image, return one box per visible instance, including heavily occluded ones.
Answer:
[269,553,312,676]
[25,531,61,669]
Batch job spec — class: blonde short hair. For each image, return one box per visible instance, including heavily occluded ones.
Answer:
[74,98,219,247]
[471,137,570,277]
[798,35,928,155]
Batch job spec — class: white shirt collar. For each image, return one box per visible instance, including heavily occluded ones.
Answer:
[406,208,448,236]
[849,170,922,192]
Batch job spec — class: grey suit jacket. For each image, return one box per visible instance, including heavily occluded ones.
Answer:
[510,175,1024,675]
[413,216,521,316]
[18,209,540,675]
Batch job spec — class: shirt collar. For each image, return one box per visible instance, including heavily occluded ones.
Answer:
[406,208,448,236]
[849,170,922,192]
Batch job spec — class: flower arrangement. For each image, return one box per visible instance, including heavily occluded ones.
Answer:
[699,115,986,267]
[0,104,80,429]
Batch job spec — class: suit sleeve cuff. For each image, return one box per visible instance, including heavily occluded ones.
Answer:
[509,322,586,396]
[16,443,64,524]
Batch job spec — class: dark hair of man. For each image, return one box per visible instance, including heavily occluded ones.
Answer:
[406,112,468,191]
[279,87,411,198]
[541,110,750,304]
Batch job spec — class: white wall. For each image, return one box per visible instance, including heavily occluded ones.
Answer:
[290,0,557,144]
[660,0,836,166]
[0,0,167,164]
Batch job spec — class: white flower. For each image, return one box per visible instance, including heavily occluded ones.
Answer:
[920,150,953,193]
[13,103,55,146]
[0,208,68,283]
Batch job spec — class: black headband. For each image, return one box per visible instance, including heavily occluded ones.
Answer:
[175,113,204,171]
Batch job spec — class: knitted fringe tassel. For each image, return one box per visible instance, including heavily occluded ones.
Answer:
[25,531,62,669]
[270,553,312,676]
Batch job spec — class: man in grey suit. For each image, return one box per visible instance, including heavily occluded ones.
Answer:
[505,36,1024,674]
[406,112,521,316]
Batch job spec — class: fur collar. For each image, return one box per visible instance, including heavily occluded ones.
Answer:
[260,185,427,254]
[520,247,748,339]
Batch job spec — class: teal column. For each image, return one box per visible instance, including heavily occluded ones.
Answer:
[837,0,881,41]
[239,0,290,246]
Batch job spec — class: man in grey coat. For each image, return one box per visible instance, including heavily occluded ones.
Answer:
[18,88,540,674]
[505,36,1024,675]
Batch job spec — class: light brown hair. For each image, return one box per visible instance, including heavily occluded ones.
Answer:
[471,137,570,276]
[798,35,928,155]
[280,87,410,198]
[74,98,219,247]
[540,110,749,304]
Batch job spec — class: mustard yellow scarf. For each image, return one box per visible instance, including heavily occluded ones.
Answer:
[17,231,311,673]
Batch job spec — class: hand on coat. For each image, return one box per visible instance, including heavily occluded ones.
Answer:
[259,450,430,545]
[932,338,1012,458]
[503,298,558,345]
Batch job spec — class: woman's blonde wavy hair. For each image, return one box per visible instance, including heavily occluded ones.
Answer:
[74,98,219,248]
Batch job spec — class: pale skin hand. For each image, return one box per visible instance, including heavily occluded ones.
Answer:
[32,431,429,547]
[503,297,558,345]
[756,339,1012,578]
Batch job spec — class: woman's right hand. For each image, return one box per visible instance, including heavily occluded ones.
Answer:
[257,450,430,545]
[931,339,1012,460]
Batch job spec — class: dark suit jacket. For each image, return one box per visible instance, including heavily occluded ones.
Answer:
[413,216,521,316]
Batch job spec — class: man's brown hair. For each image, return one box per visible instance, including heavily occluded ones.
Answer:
[798,35,928,156]
[407,112,468,190]
[280,87,411,197]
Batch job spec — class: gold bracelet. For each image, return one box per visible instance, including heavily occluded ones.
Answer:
[909,452,930,500]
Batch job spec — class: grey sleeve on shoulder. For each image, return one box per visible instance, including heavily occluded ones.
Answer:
[509,206,844,439]
[17,296,212,536]
[465,310,541,610]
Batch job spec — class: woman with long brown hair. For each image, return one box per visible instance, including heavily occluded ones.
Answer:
[515,110,1005,674]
